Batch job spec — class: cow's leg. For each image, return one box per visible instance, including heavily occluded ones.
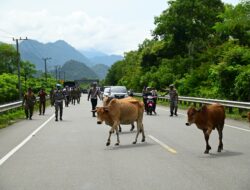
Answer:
[141,123,146,142]
[107,125,116,146]
[115,127,120,146]
[130,123,135,131]
[106,130,113,146]
[203,129,212,154]
[133,122,140,144]
[133,122,145,144]
[119,125,122,132]
[217,125,223,152]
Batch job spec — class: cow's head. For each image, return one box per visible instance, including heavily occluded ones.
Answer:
[94,106,109,124]
[186,105,207,126]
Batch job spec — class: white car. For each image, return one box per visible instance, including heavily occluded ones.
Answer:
[108,86,128,99]
[103,87,111,97]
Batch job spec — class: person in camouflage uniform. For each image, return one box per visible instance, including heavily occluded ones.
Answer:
[168,84,178,116]
[53,84,65,121]
[38,88,47,115]
[22,87,36,120]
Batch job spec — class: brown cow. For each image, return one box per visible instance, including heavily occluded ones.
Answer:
[102,96,135,132]
[241,112,250,123]
[186,104,225,154]
[95,98,145,146]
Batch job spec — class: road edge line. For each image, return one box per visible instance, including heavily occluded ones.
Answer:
[0,114,55,166]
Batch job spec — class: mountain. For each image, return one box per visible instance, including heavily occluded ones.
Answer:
[81,49,123,67]
[60,60,98,81]
[88,54,123,67]
[80,49,107,58]
[19,40,92,70]
[91,64,110,80]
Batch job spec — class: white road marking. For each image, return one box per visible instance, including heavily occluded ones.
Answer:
[148,135,177,154]
[0,114,55,166]
[157,107,250,132]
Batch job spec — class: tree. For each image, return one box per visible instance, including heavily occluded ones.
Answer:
[0,43,18,74]
[153,0,224,57]
[214,1,250,46]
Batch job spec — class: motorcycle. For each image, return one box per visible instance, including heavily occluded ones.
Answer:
[146,95,155,115]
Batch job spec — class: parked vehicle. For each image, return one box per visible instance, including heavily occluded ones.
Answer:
[108,86,128,99]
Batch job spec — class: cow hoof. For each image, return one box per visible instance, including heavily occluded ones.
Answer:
[132,141,137,144]
[204,150,209,154]
[115,143,119,146]
[217,149,221,152]
[106,142,110,146]
[141,138,145,142]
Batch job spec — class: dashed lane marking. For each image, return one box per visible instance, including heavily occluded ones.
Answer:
[148,135,177,154]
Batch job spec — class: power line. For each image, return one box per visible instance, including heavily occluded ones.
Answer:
[42,57,52,82]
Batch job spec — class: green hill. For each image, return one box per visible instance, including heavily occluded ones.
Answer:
[60,60,98,80]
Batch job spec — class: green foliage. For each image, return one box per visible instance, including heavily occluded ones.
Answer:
[0,43,18,74]
[100,0,250,102]
[214,1,250,46]
[0,74,19,103]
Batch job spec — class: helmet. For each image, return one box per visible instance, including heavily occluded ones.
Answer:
[56,84,62,89]
[169,84,174,88]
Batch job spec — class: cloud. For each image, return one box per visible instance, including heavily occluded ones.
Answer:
[0,9,152,54]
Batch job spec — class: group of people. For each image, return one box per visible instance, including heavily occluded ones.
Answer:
[22,82,179,121]
[22,84,82,121]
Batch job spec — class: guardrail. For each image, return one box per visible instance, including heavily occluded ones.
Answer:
[1,94,249,114]
[0,100,23,113]
[0,96,50,114]
[133,93,250,112]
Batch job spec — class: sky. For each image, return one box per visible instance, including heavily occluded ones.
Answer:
[0,0,241,55]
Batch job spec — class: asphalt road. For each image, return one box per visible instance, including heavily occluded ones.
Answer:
[0,95,250,190]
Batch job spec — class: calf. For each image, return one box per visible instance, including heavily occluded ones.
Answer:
[186,104,225,154]
[95,98,145,146]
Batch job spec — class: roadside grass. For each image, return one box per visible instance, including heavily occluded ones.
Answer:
[0,101,51,129]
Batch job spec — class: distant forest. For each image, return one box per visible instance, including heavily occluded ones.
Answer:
[104,0,250,101]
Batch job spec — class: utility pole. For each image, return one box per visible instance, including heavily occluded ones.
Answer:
[13,37,28,100]
[42,57,51,82]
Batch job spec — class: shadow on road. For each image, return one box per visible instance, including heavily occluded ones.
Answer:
[106,142,155,150]
[199,150,243,158]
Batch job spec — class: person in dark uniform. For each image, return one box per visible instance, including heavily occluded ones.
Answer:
[168,84,178,116]
[53,84,64,121]
[38,88,47,115]
[87,82,101,117]
[22,87,36,120]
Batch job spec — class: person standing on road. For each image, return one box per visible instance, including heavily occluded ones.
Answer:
[168,84,178,116]
[38,88,47,115]
[88,82,101,117]
[53,84,64,121]
[22,87,36,120]
[151,88,158,115]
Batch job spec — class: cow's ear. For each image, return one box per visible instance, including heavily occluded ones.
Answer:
[104,106,109,112]
[201,105,207,113]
